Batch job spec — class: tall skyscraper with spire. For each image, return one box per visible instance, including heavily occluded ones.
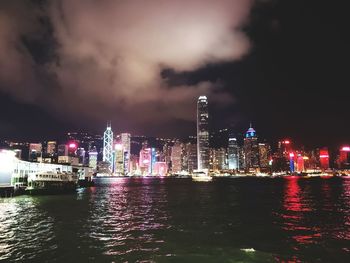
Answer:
[197,96,209,171]
[243,123,259,170]
[103,121,114,171]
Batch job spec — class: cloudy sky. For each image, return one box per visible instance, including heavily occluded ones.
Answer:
[0,0,349,147]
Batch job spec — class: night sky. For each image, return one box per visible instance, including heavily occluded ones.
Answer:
[0,0,349,148]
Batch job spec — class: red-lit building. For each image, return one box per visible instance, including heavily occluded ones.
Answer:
[319,148,330,170]
[338,146,350,169]
[278,140,292,158]
[296,154,305,172]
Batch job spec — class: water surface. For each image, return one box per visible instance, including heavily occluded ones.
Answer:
[1,177,350,262]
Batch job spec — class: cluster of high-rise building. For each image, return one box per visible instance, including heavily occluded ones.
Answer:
[1,96,350,176]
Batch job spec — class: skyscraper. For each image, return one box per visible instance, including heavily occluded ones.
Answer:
[184,142,197,173]
[197,96,209,171]
[88,150,98,171]
[243,124,259,170]
[103,122,114,171]
[171,141,183,173]
[121,133,131,173]
[319,148,330,170]
[114,143,124,174]
[258,143,271,168]
[228,136,239,170]
[211,148,227,171]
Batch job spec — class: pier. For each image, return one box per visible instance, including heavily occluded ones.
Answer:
[0,185,14,198]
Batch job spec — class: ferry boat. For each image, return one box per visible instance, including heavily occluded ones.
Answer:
[26,171,78,195]
[191,170,212,182]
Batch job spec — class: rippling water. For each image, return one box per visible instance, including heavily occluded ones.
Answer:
[1,177,350,262]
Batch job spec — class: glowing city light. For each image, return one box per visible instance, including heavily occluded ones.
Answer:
[69,143,77,148]
[284,140,290,144]
[115,144,123,151]
[341,146,350,152]
[289,153,295,158]
[320,155,329,158]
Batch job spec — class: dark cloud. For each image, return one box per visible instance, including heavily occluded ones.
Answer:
[0,0,254,135]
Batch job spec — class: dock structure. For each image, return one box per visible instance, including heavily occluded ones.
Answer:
[0,185,14,198]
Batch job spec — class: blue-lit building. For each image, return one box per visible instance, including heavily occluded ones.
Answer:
[243,124,259,170]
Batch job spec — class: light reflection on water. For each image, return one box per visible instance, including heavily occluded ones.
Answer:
[0,177,350,262]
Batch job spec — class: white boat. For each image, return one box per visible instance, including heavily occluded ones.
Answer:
[26,171,78,194]
[191,170,212,182]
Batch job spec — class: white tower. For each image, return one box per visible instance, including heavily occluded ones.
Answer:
[103,122,114,171]
[197,96,209,171]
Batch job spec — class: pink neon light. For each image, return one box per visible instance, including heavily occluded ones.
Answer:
[320,155,329,158]
[284,140,290,144]
[289,153,295,158]
[69,143,77,148]
[341,146,350,152]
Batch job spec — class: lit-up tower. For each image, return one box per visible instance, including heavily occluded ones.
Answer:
[258,143,271,168]
[171,141,183,173]
[243,124,259,170]
[103,122,114,171]
[338,146,350,169]
[197,96,209,171]
[121,133,131,173]
[319,148,330,170]
[228,135,239,170]
[114,143,124,174]
[88,150,98,171]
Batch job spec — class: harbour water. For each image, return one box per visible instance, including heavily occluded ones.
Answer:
[1,177,350,262]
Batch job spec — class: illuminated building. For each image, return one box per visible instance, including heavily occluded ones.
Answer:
[114,143,124,174]
[121,133,131,173]
[139,148,151,175]
[162,143,172,171]
[129,154,139,174]
[184,143,197,173]
[29,143,42,161]
[88,151,98,171]
[197,95,209,171]
[139,148,156,175]
[243,124,259,170]
[296,155,305,172]
[258,143,271,168]
[228,136,239,170]
[171,141,183,173]
[278,140,292,157]
[338,146,350,169]
[58,144,69,157]
[103,122,114,171]
[153,162,168,176]
[239,147,245,170]
[68,142,78,157]
[289,152,295,172]
[77,147,86,164]
[57,156,79,165]
[319,148,330,170]
[211,148,226,171]
[46,141,57,156]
